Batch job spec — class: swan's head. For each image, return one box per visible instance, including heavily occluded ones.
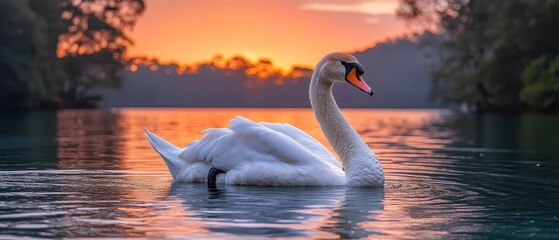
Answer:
[315,52,373,96]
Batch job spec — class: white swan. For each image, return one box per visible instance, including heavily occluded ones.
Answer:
[145,52,384,187]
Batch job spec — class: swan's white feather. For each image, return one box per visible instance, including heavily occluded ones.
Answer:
[258,121,341,168]
[147,116,345,186]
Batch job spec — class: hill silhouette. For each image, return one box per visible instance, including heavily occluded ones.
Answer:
[95,33,441,108]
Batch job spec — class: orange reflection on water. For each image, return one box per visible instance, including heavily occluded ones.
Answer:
[55,108,451,177]
[115,108,332,171]
[56,110,124,170]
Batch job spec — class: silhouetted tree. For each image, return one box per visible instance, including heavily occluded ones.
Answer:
[56,0,145,108]
[398,0,559,112]
[0,0,144,109]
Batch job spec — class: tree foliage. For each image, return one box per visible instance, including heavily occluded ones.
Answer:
[58,0,144,108]
[0,0,144,109]
[0,0,50,108]
[398,0,559,112]
[520,55,559,109]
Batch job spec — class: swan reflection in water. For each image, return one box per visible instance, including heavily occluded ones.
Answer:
[168,183,384,238]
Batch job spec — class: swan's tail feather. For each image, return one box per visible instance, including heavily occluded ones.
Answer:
[145,130,183,179]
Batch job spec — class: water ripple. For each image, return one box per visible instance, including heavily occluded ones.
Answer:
[0,109,558,238]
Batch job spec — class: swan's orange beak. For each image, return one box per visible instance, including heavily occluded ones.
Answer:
[345,65,373,96]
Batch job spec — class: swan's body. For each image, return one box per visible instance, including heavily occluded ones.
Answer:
[146,52,384,186]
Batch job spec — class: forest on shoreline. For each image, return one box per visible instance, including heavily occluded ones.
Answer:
[1,0,558,113]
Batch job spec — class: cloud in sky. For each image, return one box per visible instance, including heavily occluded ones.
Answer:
[366,17,380,24]
[299,0,399,16]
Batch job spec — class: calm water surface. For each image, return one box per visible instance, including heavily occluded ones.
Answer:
[0,108,558,239]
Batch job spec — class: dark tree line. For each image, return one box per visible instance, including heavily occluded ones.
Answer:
[398,0,559,113]
[0,0,144,109]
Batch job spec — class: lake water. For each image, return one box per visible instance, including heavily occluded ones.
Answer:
[1,108,558,239]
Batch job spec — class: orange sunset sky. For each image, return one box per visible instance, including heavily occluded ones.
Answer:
[128,0,413,70]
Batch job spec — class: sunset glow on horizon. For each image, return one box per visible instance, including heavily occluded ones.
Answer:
[127,0,414,70]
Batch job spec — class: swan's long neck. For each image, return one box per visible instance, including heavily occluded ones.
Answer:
[310,74,384,186]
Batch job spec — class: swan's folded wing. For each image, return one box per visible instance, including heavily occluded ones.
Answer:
[181,116,340,172]
[259,121,342,168]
